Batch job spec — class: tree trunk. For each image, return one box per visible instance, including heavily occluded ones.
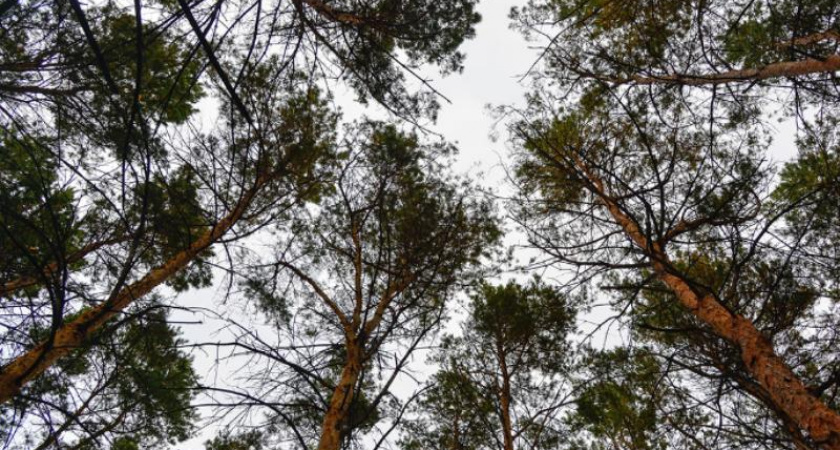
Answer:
[496,342,515,450]
[0,177,265,404]
[317,343,362,450]
[451,411,461,450]
[656,266,840,449]
[579,162,840,449]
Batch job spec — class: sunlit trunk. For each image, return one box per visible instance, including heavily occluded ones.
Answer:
[656,267,840,449]
[496,341,515,450]
[0,177,266,404]
[582,163,840,449]
[317,343,362,450]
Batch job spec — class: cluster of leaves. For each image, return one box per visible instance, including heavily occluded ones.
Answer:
[2,306,197,449]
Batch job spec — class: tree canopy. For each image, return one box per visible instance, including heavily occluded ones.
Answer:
[2,0,840,449]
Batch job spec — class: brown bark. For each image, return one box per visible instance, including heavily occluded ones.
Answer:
[312,276,412,450]
[495,338,515,450]
[601,54,840,86]
[728,369,815,450]
[451,411,462,450]
[777,30,840,48]
[575,157,840,449]
[297,0,366,26]
[0,176,267,404]
[498,368,515,450]
[317,343,362,450]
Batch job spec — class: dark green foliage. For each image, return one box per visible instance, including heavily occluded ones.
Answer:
[0,0,490,446]
[3,306,197,448]
[471,279,575,373]
[400,365,495,450]
[774,129,840,292]
[0,131,81,291]
[227,122,499,448]
[569,349,680,450]
[404,279,576,450]
[312,0,481,117]
[111,437,141,450]
[514,0,840,83]
[127,166,213,292]
[507,0,840,445]
[205,430,265,450]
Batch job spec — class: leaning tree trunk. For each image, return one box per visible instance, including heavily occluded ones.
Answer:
[577,159,840,449]
[317,343,363,450]
[0,175,267,404]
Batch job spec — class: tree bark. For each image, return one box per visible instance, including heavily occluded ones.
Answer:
[317,342,362,450]
[575,158,840,449]
[600,54,840,86]
[0,176,266,404]
[496,341,515,450]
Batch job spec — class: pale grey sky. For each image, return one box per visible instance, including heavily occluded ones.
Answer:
[171,3,538,448]
[168,1,804,447]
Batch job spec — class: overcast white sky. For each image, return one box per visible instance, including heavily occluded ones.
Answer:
[170,2,539,448]
[168,1,806,446]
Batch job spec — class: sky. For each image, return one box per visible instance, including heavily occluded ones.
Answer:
[171,2,541,448]
[168,1,805,447]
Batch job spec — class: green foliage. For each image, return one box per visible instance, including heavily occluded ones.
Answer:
[773,138,840,288]
[245,121,499,447]
[8,307,198,448]
[0,131,82,293]
[0,0,493,447]
[129,166,213,292]
[406,279,575,450]
[322,0,481,117]
[516,0,840,82]
[569,349,671,450]
[98,12,204,124]
[514,114,588,208]
[471,278,576,373]
[113,309,198,443]
[400,364,495,450]
[111,437,140,450]
[58,8,205,153]
[205,430,265,450]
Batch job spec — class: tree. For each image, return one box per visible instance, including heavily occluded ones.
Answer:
[205,430,266,450]
[566,347,717,450]
[400,360,497,450]
[509,91,840,448]
[0,0,485,413]
[512,0,840,89]
[403,279,576,450]
[509,1,840,447]
[197,122,500,450]
[0,305,197,449]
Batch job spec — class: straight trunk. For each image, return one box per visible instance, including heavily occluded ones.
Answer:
[317,343,362,450]
[499,379,515,450]
[451,411,461,450]
[496,342,515,450]
[581,163,840,449]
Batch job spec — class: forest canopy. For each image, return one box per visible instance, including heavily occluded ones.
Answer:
[1,0,839,449]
